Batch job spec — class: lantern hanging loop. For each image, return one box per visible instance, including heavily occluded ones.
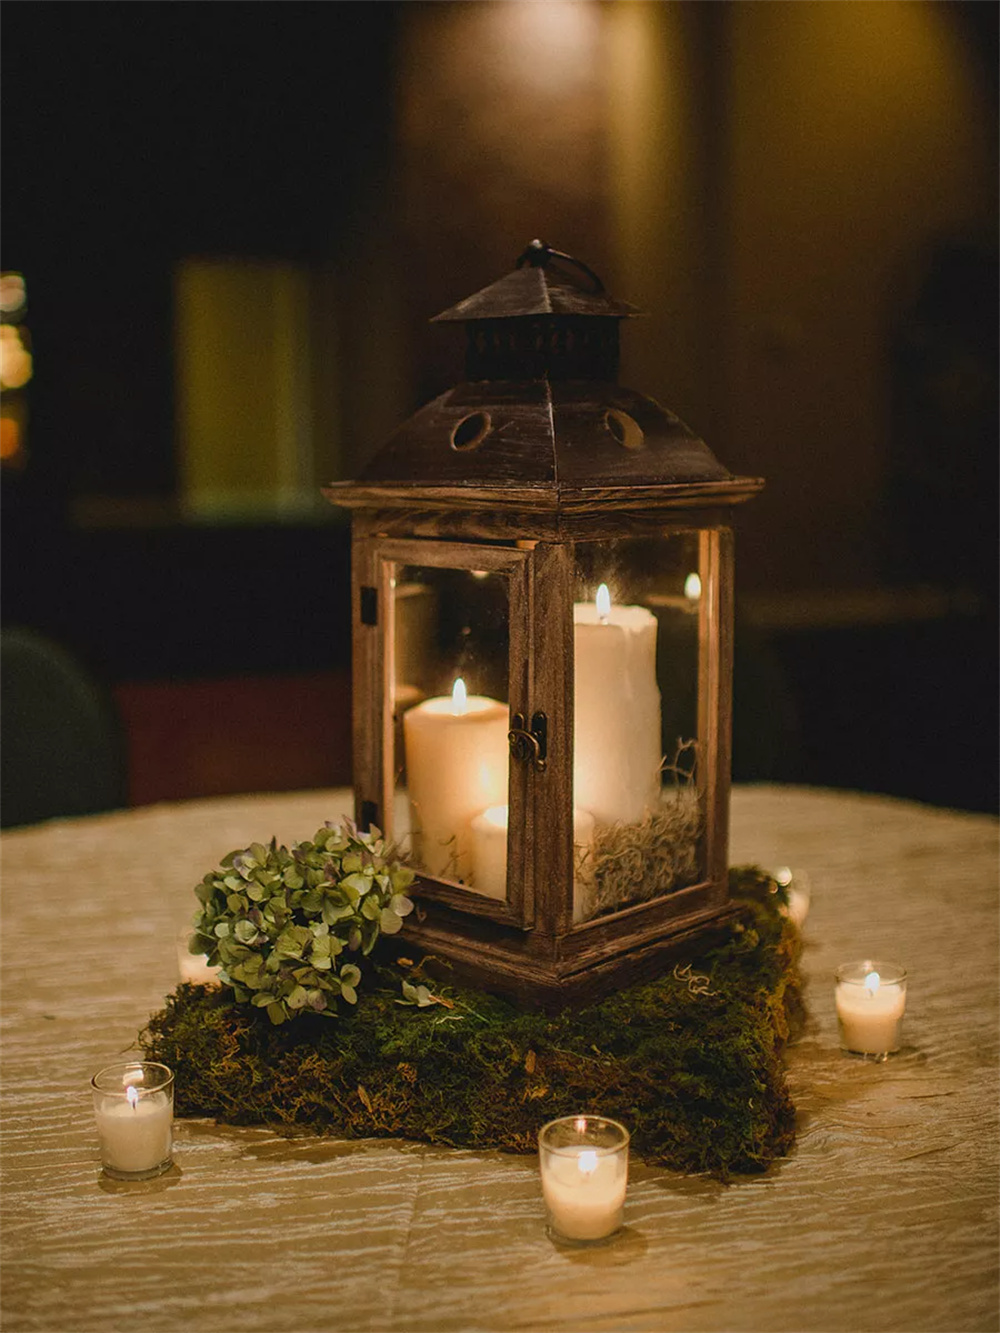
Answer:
[515,238,605,295]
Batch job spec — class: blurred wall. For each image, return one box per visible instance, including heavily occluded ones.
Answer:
[2,0,995,811]
[719,0,996,594]
[392,0,996,597]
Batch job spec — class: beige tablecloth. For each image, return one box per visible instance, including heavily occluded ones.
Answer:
[1,786,997,1333]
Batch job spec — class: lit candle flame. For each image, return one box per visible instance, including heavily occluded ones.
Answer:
[126,1085,139,1110]
[451,677,468,715]
[864,970,881,997]
[684,572,702,601]
[596,584,611,624]
[577,1149,598,1177]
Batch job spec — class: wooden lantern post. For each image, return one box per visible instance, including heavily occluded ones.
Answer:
[325,241,763,1006]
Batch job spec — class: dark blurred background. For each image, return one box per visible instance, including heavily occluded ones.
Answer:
[2,0,996,820]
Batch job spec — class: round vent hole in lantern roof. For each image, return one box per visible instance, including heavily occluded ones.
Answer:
[450,411,492,452]
[604,409,644,451]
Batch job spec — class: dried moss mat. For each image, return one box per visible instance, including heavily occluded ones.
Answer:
[141,868,805,1178]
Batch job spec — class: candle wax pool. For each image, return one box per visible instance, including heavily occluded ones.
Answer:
[836,981,906,1054]
[94,1091,173,1175]
[541,1150,627,1241]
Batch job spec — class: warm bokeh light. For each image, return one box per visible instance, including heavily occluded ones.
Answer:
[0,414,23,462]
[0,323,32,389]
[0,272,26,316]
[493,0,599,94]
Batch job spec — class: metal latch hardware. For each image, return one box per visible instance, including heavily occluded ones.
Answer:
[508,711,547,772]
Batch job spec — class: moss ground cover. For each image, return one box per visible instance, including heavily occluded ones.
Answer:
[142,867,804,1178]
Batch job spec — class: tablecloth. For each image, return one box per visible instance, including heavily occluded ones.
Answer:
[1,785,997,1333]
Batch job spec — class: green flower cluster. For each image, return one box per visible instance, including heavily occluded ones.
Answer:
[190,821,415,1025]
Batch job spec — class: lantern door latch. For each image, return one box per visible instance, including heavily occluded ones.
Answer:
[509,711,547,772]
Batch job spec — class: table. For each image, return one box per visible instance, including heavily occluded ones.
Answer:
[2,786,997,1333]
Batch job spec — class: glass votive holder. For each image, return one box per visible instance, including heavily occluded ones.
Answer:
[538,1114,629,1245]
[835,960,907,1059]
[91,1062,174,1180]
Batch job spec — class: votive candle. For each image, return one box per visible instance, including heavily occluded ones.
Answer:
[91,1062,174,1179]
[538,1115,629,1244]
[835,960,907,1057]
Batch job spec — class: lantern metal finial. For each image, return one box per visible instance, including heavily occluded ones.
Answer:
[515,238,606,295]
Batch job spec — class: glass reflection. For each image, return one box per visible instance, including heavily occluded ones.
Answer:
[391,565,510,892]
[572,535,705,921]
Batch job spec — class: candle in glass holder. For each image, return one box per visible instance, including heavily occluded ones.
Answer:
[91,1062,174,1179]
[538,1114,629,1243]
[835,960,907,1057]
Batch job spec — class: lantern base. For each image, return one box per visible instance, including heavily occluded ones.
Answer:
[395,901,740,1010]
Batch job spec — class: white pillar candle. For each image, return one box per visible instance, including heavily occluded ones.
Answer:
[573,584,662,828]
[835,962,907,1056]
[538,1115,630,1244]
[471,803,595,917]
[91,1063,174,1179]
[469,804,509,900]
[403,678,509,883]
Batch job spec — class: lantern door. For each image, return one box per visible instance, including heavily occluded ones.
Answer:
[544,525,734,963]
[352,535,532,927]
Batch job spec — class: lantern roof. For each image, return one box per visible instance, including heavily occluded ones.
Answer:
[325,242,764,519]
[432,239,640,322]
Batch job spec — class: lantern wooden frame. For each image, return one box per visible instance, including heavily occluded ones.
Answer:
[326,243,762,1006]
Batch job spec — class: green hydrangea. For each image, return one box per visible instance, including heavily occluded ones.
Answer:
[189,821,415,1025]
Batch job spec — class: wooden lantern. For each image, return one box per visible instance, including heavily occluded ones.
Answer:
[324,241,763,1006]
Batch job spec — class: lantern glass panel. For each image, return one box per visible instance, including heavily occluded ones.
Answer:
[571,533,707,923]
[389,561,513,896]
